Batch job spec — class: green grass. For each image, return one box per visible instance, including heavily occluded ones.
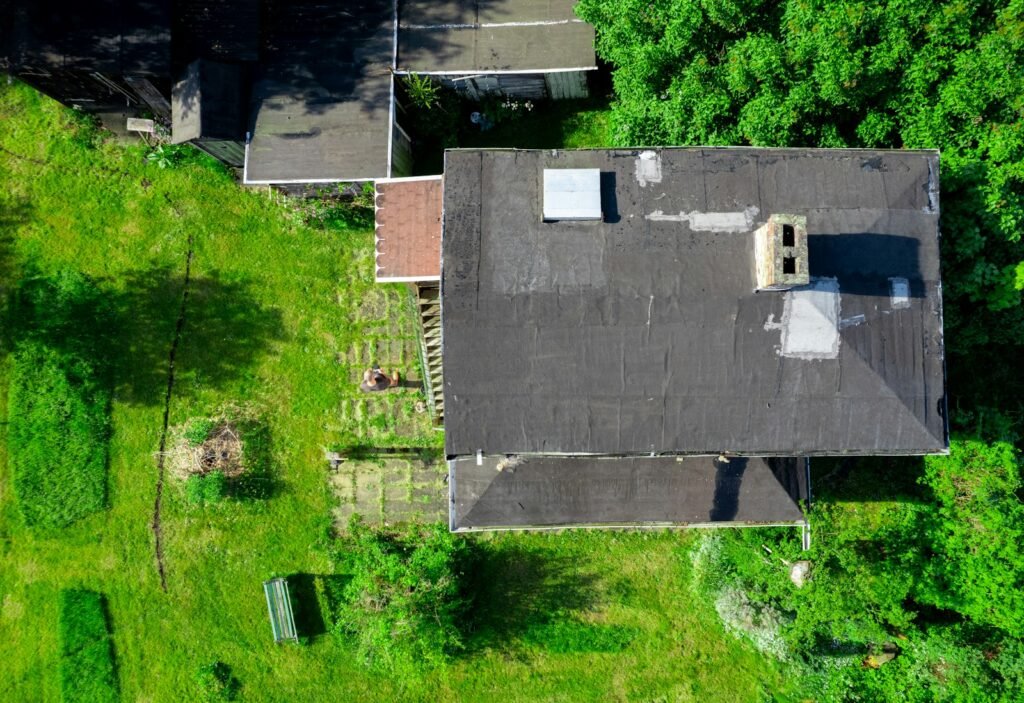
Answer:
[459,99,613,150]
[0,82,788,702]
[413,98,613,174]
[58,589,118,703]
[9,343,110,528]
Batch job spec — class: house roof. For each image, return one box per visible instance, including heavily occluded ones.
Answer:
[7,0,171,76]
[375,177,443,282]
[450,455,808,530]
[441,147,947,458]
[173,0,261,67]
[397,0,596,73]
[244,0,394,182]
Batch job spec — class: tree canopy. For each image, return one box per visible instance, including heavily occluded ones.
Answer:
[577,0,1024,363]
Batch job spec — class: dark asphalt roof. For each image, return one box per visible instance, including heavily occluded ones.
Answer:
[7,0,171,75]
[450,455,808,530]
[398,0,595,72]
[245,0,393,182]
[173,0,261,67]
[441,148,947,457]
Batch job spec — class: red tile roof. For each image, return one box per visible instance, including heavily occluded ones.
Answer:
[374,177,442,282]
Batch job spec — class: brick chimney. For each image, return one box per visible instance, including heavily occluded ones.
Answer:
[755,214,809,290]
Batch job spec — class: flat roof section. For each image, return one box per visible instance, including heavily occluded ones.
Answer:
[398,0,596,73]
[375,177,444,282]
[450,455,808,531]
[441,148,947,457]
[245,1,394,183]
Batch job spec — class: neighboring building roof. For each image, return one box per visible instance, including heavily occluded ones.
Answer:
[172,60,248,143]
[173,0,261,66]
[6,0,171,76]
[450,455,808,530]
[244,1,394,183]
[441,148,947,458]
[398,0,596,73]
[375,177,443,282]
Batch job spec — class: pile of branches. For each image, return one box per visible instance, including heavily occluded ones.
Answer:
[167,422,246,481]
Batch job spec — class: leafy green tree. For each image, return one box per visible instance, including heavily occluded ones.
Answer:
[919,439,1024,633]
[576,0,1024,363]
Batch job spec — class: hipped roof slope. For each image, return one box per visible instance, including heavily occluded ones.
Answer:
[441,147,947,457]
[451,455,808,530]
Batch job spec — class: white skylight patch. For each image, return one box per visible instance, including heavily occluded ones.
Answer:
[780,278,841,359]
[543,168,602,221]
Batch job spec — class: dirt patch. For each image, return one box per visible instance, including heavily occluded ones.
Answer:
[167,423,246,480]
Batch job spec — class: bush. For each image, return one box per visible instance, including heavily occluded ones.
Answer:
[195,662,240,702]
[331,517,474,670]
[918,439,1024,633]
[58,589,118,703]
[183,418,216,446]
[185,471,227,506]
[9,343,110,527]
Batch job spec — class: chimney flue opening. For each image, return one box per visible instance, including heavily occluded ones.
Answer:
[782,224,795,247]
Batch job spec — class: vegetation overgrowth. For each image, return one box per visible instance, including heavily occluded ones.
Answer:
[9,343,110,528]
[57,589,118,703]
[577,0,1024,699]
[0,83,780,701]
[331,517,473,670]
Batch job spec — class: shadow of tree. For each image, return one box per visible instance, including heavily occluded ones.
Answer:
[465,542,608,654]
[0,194,31,291]
[112,266,287,406]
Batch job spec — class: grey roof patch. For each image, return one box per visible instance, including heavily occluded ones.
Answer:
[397,0,596,73]
[778,278,841,359]
[450,455,808,530]
[441,148,947,457]
[245,1,393,182]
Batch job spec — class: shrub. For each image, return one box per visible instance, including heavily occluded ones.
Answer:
[195,662,240,702]
[185,471,227,506]
[58,589,118,703]
[9,343,110,527]
[402,74,442,111]
[183,418,216,446]
[918,439,1024,633]
[331,517,473,670]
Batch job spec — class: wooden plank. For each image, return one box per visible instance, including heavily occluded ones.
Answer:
[125,76,172,119]
[545,70,589,100]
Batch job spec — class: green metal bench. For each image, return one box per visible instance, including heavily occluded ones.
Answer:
[263,577,298,643]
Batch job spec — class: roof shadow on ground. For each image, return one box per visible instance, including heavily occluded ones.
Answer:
[811,455,928,503]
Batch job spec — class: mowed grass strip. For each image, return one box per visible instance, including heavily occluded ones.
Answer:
[58,589,119,703]
[6,271,113,528]
[9,343,109,528]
